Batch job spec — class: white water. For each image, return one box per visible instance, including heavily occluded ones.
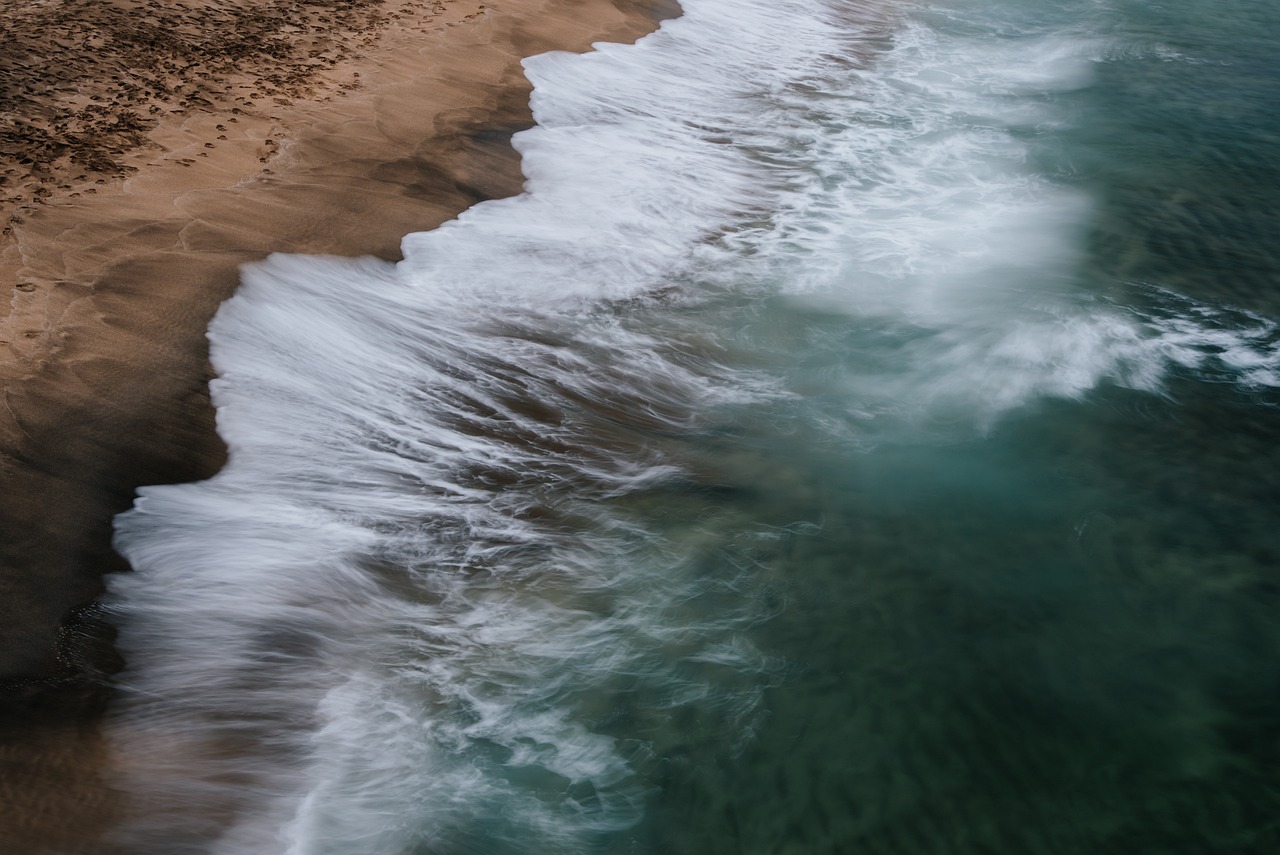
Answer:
[104,0,1280,852]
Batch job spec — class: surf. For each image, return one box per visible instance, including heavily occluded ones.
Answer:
[103,0,1280,852]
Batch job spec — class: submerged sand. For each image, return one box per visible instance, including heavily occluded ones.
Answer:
[0,0,669,849]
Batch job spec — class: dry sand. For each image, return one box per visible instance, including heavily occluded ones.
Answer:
[0,0,671,850]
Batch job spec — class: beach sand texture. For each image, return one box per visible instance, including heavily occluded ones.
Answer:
[0,0,667,850]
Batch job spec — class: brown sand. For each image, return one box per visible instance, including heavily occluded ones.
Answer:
[0,0,672,850]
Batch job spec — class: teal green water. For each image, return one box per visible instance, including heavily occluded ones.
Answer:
[608,1,1280,851]
[620,391,1280,852]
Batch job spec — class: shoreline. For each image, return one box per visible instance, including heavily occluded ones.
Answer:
[0,0,672,849]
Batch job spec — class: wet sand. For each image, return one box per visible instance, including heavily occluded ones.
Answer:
[0,0,671,850]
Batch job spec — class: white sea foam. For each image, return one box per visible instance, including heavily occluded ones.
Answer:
[687,4,1279,435]
[105,1,875,852]
[104,0,1277,852]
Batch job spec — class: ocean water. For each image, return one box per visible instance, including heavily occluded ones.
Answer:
[104,0,1280,852]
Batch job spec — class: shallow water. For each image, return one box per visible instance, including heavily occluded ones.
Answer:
[106,0,1280,852]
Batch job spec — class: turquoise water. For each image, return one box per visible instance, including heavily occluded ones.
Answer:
[106,0,1280,852]
[618,2,1280,851]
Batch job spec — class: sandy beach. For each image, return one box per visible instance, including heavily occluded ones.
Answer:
[0,0,669,849]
